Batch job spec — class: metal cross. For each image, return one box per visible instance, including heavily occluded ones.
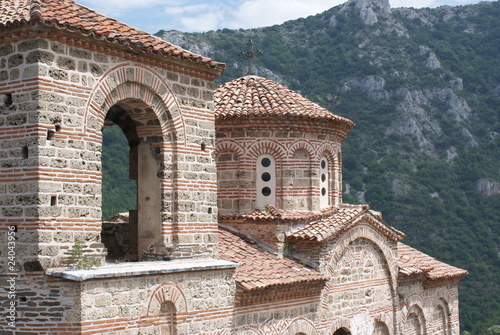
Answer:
[239,39,263,76]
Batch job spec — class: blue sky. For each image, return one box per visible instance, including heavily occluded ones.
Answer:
[77,0,489,34]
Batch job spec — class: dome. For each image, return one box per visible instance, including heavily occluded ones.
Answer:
[214,75,355,129]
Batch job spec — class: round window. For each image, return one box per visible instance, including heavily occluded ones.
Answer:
[262,187,272,196]
[321,173,326,182]
[261,157,271,167]
[261,172,271,182]
[321,159,326,169]
[321,187,327,196]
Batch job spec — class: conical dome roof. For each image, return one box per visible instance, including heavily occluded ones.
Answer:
[214,76,354,129]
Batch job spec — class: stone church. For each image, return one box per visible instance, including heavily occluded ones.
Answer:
[0,0,467,334]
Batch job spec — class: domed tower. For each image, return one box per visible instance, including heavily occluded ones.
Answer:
[215,75,355,217]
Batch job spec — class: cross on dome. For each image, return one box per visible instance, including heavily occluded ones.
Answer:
[239,39,263,75]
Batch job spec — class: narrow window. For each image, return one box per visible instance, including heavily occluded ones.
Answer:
[320,157,329,209]
[22,145,29,158]
[256,154,276,209]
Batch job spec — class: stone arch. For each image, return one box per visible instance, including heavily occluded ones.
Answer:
[315,142,340,162]
[402,293,424,324]
[146,282,188,316]
[316,142,342,207]
[286,318,318,335]
[403,304,427,335]
[247,139,287,163]
[323,224,398,334]
[373,313,393,335]
[289,140,315,159]
[432,296,451,335]
[325,222,398,282]
[84,63,184,143]
[215,140,245,161]
[329,318,351,335]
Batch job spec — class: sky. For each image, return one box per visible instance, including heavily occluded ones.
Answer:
[77,0,489,34]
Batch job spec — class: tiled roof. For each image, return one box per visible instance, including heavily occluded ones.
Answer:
[214,75,355,127]
[397,242,468,283]
[286,204,405,242]
[218,226,327,291]
[219,205,338,224]
[0,0,224,72]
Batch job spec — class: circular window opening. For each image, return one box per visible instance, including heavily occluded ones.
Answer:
[321,173,326,182]
[261,157,271,167]
[262,187,272,196]
[261,172,271,182]
[321,187,327,196]
[321,159,327,169]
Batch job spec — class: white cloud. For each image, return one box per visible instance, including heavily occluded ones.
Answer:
[78,0,490,33]
[78,0,170,17]
[226,0,341,29]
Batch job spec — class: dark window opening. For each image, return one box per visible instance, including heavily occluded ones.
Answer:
[261,157,271,167]
[262,187,272,196]
[22,145,28,158]
[321,159,326,169]
[261,172,271,182]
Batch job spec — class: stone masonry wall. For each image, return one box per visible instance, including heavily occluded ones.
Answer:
[216,118,345,215]
[399,281,461,335]
[0,34,219,271]
[77,268,235,335]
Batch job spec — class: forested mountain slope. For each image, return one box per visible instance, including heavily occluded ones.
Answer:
[102,0,498,332]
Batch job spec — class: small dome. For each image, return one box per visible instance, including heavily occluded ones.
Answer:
[214,75,354,129]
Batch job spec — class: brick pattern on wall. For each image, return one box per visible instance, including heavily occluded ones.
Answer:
[216,120,343,215]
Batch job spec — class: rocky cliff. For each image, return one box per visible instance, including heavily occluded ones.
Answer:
[153,0,499,331]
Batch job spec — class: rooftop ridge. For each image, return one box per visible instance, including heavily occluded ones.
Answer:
[214,75,355,128]
[0,0,225,73]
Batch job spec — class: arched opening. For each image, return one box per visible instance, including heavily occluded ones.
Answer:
[256,154,276,209]
[333,328,351,335]
[404,312,422,335]
[216,150,239,215]
[320,156,329,209]
[160,301,177,335]
[434,305,447,335]
[373,321,390,335]
[100,100,163,261]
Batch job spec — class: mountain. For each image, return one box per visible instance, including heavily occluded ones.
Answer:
[106,0,500,332]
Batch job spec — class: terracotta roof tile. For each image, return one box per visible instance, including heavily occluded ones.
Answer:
[0,0,224,72]
[397,242,468,283]
[214,75,355,127]
[218,226,327,291]
[219,205,338,224]
[286,204,405,242]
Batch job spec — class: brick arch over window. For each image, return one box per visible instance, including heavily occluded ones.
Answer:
[145,282,188,316]
[316,142,342,206]
[373,313,394,335]
[247,139,287,162]
[84,64,184,143]
[286,318,318,335]
[403,304,427,335]
[401,293,425,324]
[325,221,398,283]
[288,140,315,159]
[315,142,340,162]
[328,318,351,335]
[431,291,452,335]
[324,224,399,334]
[215,140,245,160]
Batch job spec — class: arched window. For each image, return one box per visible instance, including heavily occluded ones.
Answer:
[160,301,177,335]
[333,328,351,335]
[320,157,329,209]
[256,154,276,209]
